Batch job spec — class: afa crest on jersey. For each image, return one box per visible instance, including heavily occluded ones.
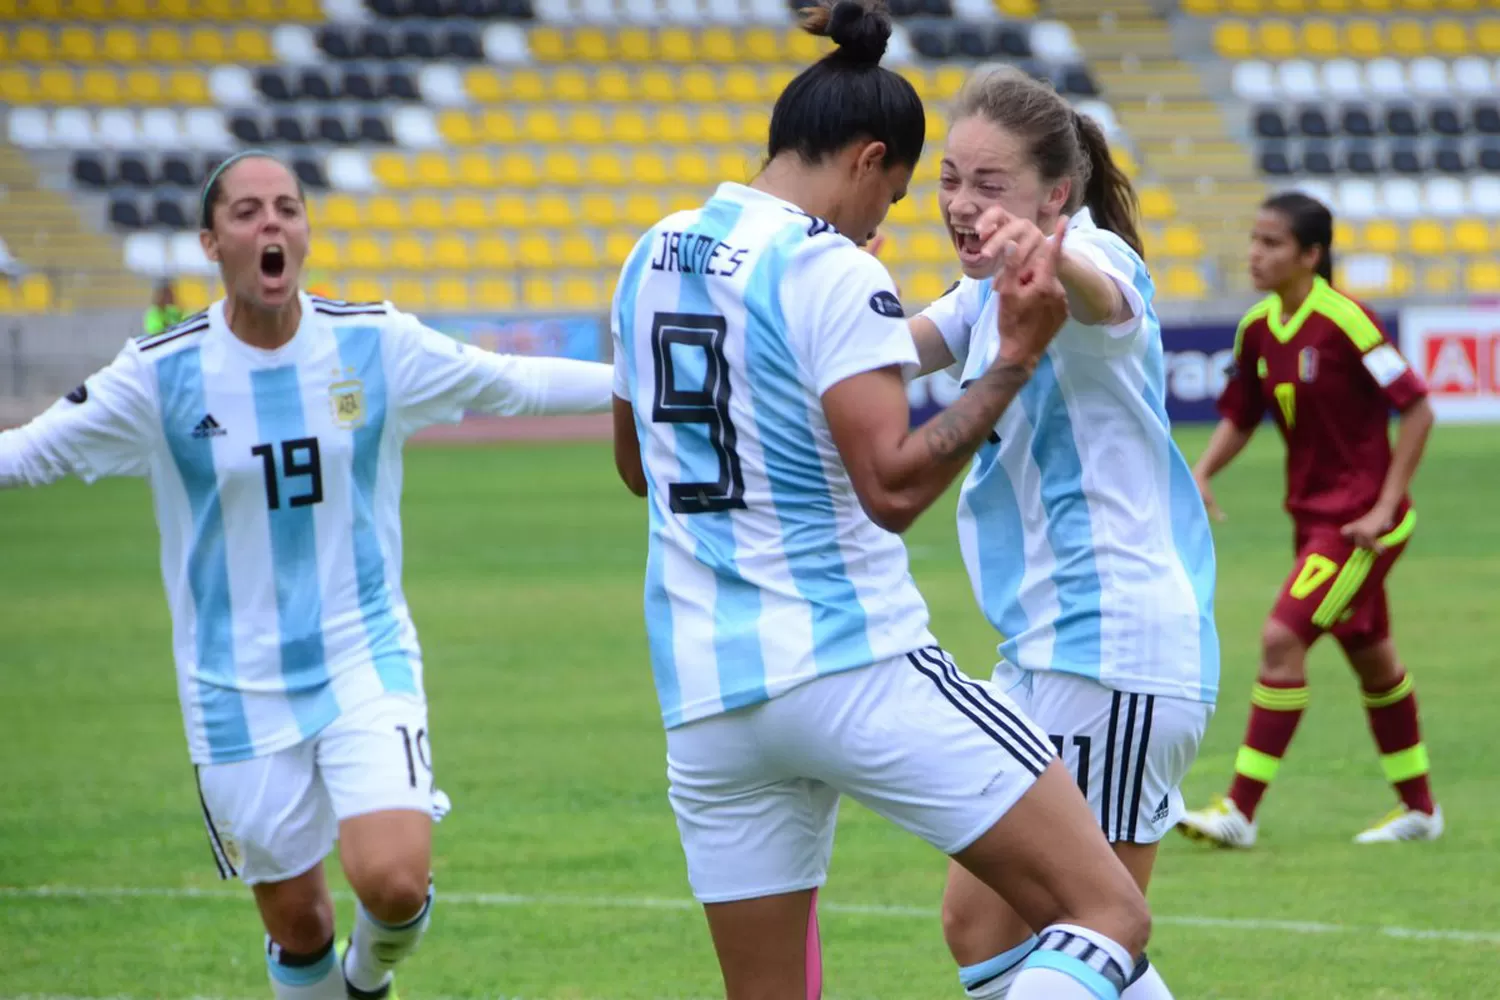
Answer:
[1299,347,1319,383]
[330,377,366,430]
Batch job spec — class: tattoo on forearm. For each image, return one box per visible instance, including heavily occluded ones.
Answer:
[922,362,1032,462]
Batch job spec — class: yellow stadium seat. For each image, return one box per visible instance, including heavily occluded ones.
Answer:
[37,68,77,104]
[667,190,699,213]
[1343,19,1384,57]
[13,26,51,61]
[656,109,693,144]
[1408,219,1446,255]
[176,277,213,312]
[465,68,504,103]
[474,277,517,309]
[474,235,514,269]
[409,194,445,230]
[1388,19,1426,56]
[367,195,404,230]
[341,277,385,304]
[609,109,651,144]
[742,27,783,62]
[1352,0,1394,10]
[581,193,619,226]
[637,68,676,103]
[672,151,712,186]
[1477,19,1500,56]
[595,66,632,101]
[701,27,736,62]
[995,0,1037,14]
[514,69,551,101]
[455,152,496,188]
[1300,18,1340,55]
[478,109,517,144]
[305,234,341,270]
[585,150,626,186]
[124,69,163,103]
[528,27,566,61]
[1363,220,1400,253]
[1162,224,1203,257]
[433,276,471,311]
[542,150,582,185]
[932,65,968,101]
[1452,219,1491,254]
[522,276,557,310]
[616,27,653,61]
[786,28,830,62]
[438,110,476,146]
[1256,20,1298,57]
[145,27,184,62]
[446,194,490,229]
[18,274,52,313]
[371,154,411,189]
[1419,261,1458,297]
[560,273,606,311]
[101,27,141,62]
[321,194,361,230]
[523,109,563,144]
[885,198,919,227]
[1227,0,1265,12]
[1162,265,1208,300]
[80,68,121,105]
[567,108,606,144]
[690,107,732,144]
[1212,20,1254,58]
[716,150,753,183]
[389,277,429,310]
[630,151,670,186]
[1333,218,1358,251]
[925,111,948,143]
[518,233,556,269]
[1268,0,1308,13]
[625,193,664,228]
[739,108,771,145]
[907,231,949,265]
[1138,187,1176,221]
[346,236,385,270]
[897,66,930,101]
[1430,19,1469,55]
[723,67,761,103]
[1465,260,1500,294]
[605,230,638,266]
[283,0,325,19]
[160,68,203,102]
[494,194,531,228]
[575,27,613,62]
[72,0,108,17]
[0,69,32,103]
[116,0,153,17]
[658,28,695,63]
[197,0,235,18]
[535,192,575,228]
[188,27,227,62]
[553,68,590,101]
[0,283,14,314]
[57,25,96,62]
[390,234,429,272]
[677,66,716,102]
[243,0,283,21]
[498,151,538,187]
[907,271,949,305]
[558,232,593,264]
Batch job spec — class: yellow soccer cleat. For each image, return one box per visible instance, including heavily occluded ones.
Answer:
[1176,795,1258,848]
[1354,805,1444,844]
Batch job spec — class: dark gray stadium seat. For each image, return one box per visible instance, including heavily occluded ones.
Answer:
[1297,107,1331,138]
[117,154,153,188]
[343,71,377,102]
[161,155,196,188]
[368,0,412,15]
[109,197,144,229]
[1259,146,1291,175]
[230,113,266,145]
[997,24,1031,58]
[1429,105,1464,137]
[1473,103,1500,136]
[1341,105,1376,139]
[1060,66,1097,97]
[1254,108,1288,139]
[362,28,398,60]
[73,155,108,189]
[1389,144,1423,174]
[153,198,189,230]
[500,0,533,15]
[911,27,953,60]
[257,68,295,102]
[358,115,394,144]
[318,26,357,59]
[317,115,352,144]
[920,0,954,15]
[956,28,989,59]
[885,0,921,14]
[443,28,483,60]
[293,157,328,190]
[384,70,419,102]
[1344,144,1378,175]
[1385,106,1419,138]
[402,27,437,60]
[300,68,336,102]
[272,115,308,144]
[1434,145,1467,174]
[1480,144,1500,173]
[1301,143,1334,175]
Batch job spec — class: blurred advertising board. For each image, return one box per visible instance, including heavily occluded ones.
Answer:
[1400,305,1500,424]
[426,314,604,363]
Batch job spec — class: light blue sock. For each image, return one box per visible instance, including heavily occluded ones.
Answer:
[959,935,1038,997]
[265,936,344,1000]
[1009,924,1132,1000]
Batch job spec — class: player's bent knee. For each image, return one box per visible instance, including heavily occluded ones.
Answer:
[1259,620,1306,679]
[352,866,429,924]
[261,897,336,955]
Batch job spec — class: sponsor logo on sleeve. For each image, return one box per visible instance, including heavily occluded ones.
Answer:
[869,290,905,319]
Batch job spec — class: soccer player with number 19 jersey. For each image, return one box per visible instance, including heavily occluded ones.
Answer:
[1179,193,1441,850]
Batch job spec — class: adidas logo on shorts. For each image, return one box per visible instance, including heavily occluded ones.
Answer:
[1153,794,1171,824]
[191,414,227,439]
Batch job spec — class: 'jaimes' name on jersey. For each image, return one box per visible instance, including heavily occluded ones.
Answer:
[650,230,749,277]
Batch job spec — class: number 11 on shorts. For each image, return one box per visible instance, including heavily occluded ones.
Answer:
[396,724,432,790]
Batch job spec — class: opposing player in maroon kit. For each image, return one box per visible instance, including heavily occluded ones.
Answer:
[1178,192,1442,848]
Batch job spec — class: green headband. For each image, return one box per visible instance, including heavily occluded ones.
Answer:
[199,149,280,229]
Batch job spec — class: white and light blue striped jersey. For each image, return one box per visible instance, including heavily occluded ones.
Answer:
[920,210,1219,704]
[0,293,612,763]
[612,182,935,728]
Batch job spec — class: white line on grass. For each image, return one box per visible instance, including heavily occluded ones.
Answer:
[4,884,1498,946]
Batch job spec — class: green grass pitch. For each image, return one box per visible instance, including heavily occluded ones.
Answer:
[1,425,1497,999]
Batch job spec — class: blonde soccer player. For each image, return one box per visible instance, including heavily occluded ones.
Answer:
[0,151,613,999]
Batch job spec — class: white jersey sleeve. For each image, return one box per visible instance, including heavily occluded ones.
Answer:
[916,276,987,367]
[0,341,157,487]
[1060,225,1149,352]
[384,308,614,434]
[781,237,919,395]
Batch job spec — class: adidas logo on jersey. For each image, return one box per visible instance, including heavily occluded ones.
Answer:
[191,414,227,439]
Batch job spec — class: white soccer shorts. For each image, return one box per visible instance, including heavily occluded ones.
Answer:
[666,646,1056,904]
[993,663,1214,845]
[194,693,437,885]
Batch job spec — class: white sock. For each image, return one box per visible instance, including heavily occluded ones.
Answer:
[343,879,435,996]
[265,936,345,1000]
[958,935,1038,998]
[1123,955,1174,999]
[1009,923,1133,1000]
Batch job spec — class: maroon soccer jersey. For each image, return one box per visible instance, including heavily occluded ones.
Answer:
[1218,277,1428,527]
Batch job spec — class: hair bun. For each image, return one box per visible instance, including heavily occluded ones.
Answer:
[800,0,891,65]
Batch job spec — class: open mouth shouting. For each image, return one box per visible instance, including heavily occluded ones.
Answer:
[950,223,988,271]
[260,243,287,280]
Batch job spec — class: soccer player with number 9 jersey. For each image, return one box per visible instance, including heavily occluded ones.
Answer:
[1179,192,1441,849]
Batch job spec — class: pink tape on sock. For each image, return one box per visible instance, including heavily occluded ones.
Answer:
[805,889,822,1000]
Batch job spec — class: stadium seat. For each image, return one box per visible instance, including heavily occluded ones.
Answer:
[1472,176,1500,215]
[1253,107,1289,139]
[1381,178,1423,217]
[1297,106,1332,138]
[1474,103,1500,136]
[1453,57,1494,98]
[1345,143,1378,175]
[1452,218,1493,254]
[1363,220,1400,254]
[1366,60,1407,100]
[1465,260,1500,294]
[1303,143,1336,175]
[170,232,214,275]
[1410,58,1452,100]
[1231,61,1276,102]
[1260,145,1292,175]
[1385,105,1420,138]
[1337,179,1380,219]
[1390,143,1423,175]
[1425,177,1467,215]
[1322,60,1364,101]
[124,232,168,276]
